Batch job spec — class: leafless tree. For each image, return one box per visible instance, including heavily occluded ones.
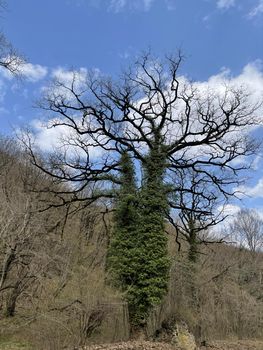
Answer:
[0,34,23,75]
[0,138,63,317]
[0,1,24,75]
[231,208,263,252]
[23,53,260,220]
[0,143,41,316]
[167,170,228,262]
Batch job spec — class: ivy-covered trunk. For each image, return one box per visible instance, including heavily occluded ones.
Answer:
[107,150,140,298]
[128,146,170,335]
[108,147,170,338]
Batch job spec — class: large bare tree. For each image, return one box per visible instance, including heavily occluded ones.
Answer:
[24,52,260,210]
[21,53,261,332]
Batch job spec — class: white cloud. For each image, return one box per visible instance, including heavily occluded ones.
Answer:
[109,0,155,12]
[31,119,71,152]
[238,178,263,198]
[80,0,176,12]
[248,0,263,18]
[0,60,48,82]
[251,154,263,170]
[255,207,263,220]
[41,66,91,101]
[216,0,235,9]
[213,203,241,233]
[218,203,241,217]
[31,118,103,160]
[214,0,263,18]
[19,63,48,82]
[109,0,126,12]
[162,60,263,161]
[51,66,88,85]
[194,60,263,120]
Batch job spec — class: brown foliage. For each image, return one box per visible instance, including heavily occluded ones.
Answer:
[1,137,263,349]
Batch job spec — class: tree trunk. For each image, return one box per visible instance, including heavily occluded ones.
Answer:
[188,232,198,263]
[5,282,20,317]
[130,324,148,341]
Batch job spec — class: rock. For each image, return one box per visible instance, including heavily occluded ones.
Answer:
[153,317,197,350]
[171,322,197,350]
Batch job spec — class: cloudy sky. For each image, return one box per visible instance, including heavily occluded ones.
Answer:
[1,0,263,216]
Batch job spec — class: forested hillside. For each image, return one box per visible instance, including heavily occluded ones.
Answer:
[1,0,263,349]
[1,138,263,350]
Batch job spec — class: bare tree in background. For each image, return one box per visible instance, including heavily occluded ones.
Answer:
[0,140,41,316]
[168,170,227,262]
[231,208,263,253]
[0,1,24,75]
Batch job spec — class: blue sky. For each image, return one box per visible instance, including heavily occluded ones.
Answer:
[1,0,263,217]
[3,0,263,78]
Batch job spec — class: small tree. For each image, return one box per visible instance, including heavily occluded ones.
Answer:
[231,208,263,253]
[168,170,227,263]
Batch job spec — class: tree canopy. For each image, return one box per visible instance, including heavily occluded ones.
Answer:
[25,52,260,212]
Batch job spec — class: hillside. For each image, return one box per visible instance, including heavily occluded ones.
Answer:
[0,139,263,349]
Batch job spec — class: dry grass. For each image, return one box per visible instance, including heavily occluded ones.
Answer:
[69,340,263,350]
[75,341,178,349]
[0,339,31,350]
[200,340,263,350]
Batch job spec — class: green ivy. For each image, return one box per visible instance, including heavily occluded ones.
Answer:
[108,148,170,327]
